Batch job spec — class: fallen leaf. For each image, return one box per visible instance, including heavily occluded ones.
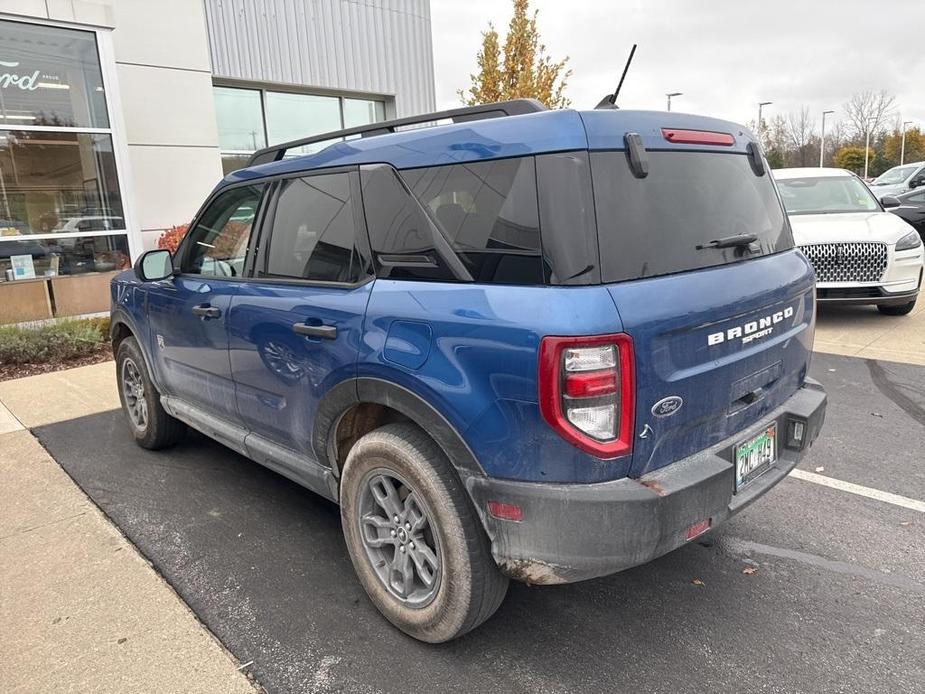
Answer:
[900,521,911,527]
[691,578,705,586]
[815,466,825,473]
[871,412,883,418]
[742,566,759,576]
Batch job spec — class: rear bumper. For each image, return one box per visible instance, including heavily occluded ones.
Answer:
[467,380,826,585]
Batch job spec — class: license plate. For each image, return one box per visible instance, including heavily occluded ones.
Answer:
[734,423,777,491]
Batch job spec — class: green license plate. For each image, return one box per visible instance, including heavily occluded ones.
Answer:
[734,423,777,491]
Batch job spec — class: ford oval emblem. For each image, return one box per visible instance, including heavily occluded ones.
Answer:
[651,396,683,417]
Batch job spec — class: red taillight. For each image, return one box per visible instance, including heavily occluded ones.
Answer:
[538,333,635,459]
[661,128,735,146]
[564,369,618,398]
[487,501,524,522]
[685,519,711,541]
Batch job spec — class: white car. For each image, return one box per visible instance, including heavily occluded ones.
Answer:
[773,167,924,315]
[868,161,925,199]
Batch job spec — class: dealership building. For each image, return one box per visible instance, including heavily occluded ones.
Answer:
[0,0,435,323]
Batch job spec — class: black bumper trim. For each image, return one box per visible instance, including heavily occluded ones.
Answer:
[466,381,827,584]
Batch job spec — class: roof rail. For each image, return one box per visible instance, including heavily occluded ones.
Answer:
[246,99,547,167]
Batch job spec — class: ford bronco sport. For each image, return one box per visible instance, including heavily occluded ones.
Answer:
[111,99,827,642]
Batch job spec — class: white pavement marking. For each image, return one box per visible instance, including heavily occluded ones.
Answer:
[789,468,925,513]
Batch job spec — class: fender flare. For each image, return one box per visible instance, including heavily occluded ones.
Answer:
[110,309,163,392]
[312,377,486,481]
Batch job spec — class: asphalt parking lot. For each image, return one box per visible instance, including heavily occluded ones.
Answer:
[28,350,924,694]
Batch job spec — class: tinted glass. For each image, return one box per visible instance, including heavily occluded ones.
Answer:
[0,20,108,128]
[360,165,456,281]
[402,158,543,284]
[0,233,129,279]
[213,86,266,151]
[592,151,791,283]
[0,131,123,234]
[263,173,366,283]
[181,185,263,277]
[536,151,600,285]
[777,176,879,215]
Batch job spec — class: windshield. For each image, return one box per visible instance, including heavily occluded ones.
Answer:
[872,165,916,186]
[776,176,879,215]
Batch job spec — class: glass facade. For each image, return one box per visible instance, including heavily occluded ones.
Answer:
[0,19,128,285]
[214,86,387,174]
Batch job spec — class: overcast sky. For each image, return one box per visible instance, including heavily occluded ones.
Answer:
[430,0,925,131]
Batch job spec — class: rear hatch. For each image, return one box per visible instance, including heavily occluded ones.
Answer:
[589,141,816,477]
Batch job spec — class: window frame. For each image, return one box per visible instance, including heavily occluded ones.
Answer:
[212,81,389,174]
[0,17,139,263]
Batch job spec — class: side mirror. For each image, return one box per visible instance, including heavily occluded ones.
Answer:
[135,249,174,281]
[910,176,924,189]
[881,196,901,209]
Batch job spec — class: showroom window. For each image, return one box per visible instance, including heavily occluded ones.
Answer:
[213,85,387,174]
[0,19,131,282]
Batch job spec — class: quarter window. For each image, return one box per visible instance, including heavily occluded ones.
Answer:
[181,185,263,277]
[262,172,367,283]
[401,158,544,284]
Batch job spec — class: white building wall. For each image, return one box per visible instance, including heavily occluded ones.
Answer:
[110,0,222,250]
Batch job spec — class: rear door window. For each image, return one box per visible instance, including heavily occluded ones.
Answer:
[260,171,369,284]
[591,151,792,283]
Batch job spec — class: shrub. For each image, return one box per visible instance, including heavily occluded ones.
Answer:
[158,224,189,254]
[0,317,111,365]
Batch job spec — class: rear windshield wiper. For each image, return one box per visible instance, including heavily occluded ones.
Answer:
[696,233,759,250]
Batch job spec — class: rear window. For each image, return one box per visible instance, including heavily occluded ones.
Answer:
[591,151,792,283]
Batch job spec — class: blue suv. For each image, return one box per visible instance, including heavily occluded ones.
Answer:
[111,99,827,642]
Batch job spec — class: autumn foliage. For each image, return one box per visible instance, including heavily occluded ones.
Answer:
[157,224,189,254]
[459,0,571,109]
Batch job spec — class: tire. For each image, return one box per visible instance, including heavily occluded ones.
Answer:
[877,298,916,316]
[115,336,185,450]
[340,422,508,642]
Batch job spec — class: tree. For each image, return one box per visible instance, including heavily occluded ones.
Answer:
[833,146,867,174]
[883,127,925,167]
[786,107,816,167]
[843,90,895,143]
[459,0,571,108]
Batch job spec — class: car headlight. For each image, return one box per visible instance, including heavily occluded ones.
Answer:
[896,231,923,251]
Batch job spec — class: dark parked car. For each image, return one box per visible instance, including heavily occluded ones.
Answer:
[888,188,925,239]
[111,99,827,642]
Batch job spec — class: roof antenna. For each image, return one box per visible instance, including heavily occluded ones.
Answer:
[595,44,637,110]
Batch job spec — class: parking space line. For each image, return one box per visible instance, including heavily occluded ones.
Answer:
[789,469,925,513]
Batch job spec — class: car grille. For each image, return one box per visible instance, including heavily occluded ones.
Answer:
[799,242,887,283]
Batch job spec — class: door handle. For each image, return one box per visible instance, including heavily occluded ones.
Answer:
[293,322,337,339]
[192,304,222,319]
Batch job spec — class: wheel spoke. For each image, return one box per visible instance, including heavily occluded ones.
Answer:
[404,492,428,533]
[361,513,395,548]
[390,547,414,598]
[409,542,438,587]
[370,475,403,518]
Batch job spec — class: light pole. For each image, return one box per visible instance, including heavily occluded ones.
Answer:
[819,109,834,167]
[863,117,877,179]
[666,92,682,112]
[757,101,772,133]
[901,120,913,165]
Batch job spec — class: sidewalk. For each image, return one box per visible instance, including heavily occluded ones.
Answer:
[0,363,256,694]
[814,301,925,365]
